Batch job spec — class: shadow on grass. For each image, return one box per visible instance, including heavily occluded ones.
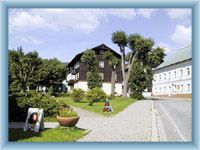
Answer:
[9,128,51,142]
[9,126,87,142]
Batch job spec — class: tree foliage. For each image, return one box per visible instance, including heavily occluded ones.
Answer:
[81,49,102,89]
[112,31,128,97]
[87,72,102,89]
[112,31,165,98]
[9,48,66,93]
[129,61,153,99]
[112,31,127,48]
[103,50,120,96]
[9,49,42,92]
[81,49,98,72]
[148,47,165,68]
[86,87,107,106]
[36,58,66,85]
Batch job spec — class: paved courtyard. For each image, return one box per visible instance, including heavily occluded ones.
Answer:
[76,100,152,142]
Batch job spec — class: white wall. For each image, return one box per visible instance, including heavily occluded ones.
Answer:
[152,60,192,96]
[69,81,122,96]
[66,73,75,81]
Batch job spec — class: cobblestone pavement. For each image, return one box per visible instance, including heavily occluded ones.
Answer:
[76,100,152,142]
[154,99,192,142]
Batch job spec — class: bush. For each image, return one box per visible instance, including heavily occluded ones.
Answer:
[18,95,60,117]
[86,87,107,106]
[130,92,144,100]
[71,89,85,102]
[47,86,54,96]
[9,93,27,121]
[54,92,70,97]
[58,109,78,117]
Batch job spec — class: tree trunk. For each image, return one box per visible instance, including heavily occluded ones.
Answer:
[111,70,116,96]
[120,45,127,98]
[123,55,136,97]
[123,76,128,98]
[20,81,26,93]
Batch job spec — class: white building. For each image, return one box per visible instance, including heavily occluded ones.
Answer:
[152,45,192,99]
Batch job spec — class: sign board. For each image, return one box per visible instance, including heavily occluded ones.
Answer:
[24,108,44,132]
[103,99,113,112]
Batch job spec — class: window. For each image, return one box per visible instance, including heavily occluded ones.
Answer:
[187,84,191,92]
[187,68,190,76]
[99,50,104,55]
[154,88,157,93]
[169,86,171,92]
[75,74,77,80]
[77,72,79,80]
[177,85,180,91]
[154,75,157,81]
[181,85,183,92]
[164,73,166,80]
[99,61,104,68]
[99,73,104,80]
[168,72,171,79]
[164,87,166,93]
[180,69,183,77]
[174,71,176,78]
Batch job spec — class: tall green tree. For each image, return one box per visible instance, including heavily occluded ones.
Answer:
[36,58,66,86]
[103,50,120,96]
[112,31,165,98]
[128,41,165,99]
[112,31,127,97]
[9,48,42,92]
[81,49,102,89]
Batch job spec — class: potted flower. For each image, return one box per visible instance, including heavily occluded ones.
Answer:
[57,109,79,127]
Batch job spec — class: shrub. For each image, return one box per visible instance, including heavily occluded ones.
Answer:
[130,92,144,100]
[58,109,78,117]
[86,87,107,106]
[9,94,27,121]
[54,92,70,97]
[71,89,85,102]
[47,86,54,96]
[17,93,60,117]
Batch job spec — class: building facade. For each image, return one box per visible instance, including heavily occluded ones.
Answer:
[66,44,123,95]
[152,45,192,99]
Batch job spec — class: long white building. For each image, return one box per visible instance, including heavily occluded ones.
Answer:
[152,45,192,99]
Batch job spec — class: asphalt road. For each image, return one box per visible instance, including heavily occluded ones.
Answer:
[153,99,192,142]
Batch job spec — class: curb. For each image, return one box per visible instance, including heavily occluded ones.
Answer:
[150,100,159,142]
[145,96,191,101]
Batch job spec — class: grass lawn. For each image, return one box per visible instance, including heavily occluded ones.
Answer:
[55,96,136,116]
[9,127,86,142]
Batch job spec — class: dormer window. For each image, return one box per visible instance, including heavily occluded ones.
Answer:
[99,61,104,68]
[99,50,104,55]
[99,73,104,80]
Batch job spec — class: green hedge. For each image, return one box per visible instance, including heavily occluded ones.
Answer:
[9,91,61,122]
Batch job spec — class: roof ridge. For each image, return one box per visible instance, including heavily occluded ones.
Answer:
[155,45,191,70]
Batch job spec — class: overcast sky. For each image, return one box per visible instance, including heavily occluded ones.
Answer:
[9,8,192,62]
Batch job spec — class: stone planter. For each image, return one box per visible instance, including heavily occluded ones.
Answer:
[57,116,80,127]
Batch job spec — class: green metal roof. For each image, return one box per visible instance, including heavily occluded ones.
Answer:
[156,45,192,70]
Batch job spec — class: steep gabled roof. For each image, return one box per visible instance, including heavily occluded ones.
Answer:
[155,45,192,70]
[67,44,121,67]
